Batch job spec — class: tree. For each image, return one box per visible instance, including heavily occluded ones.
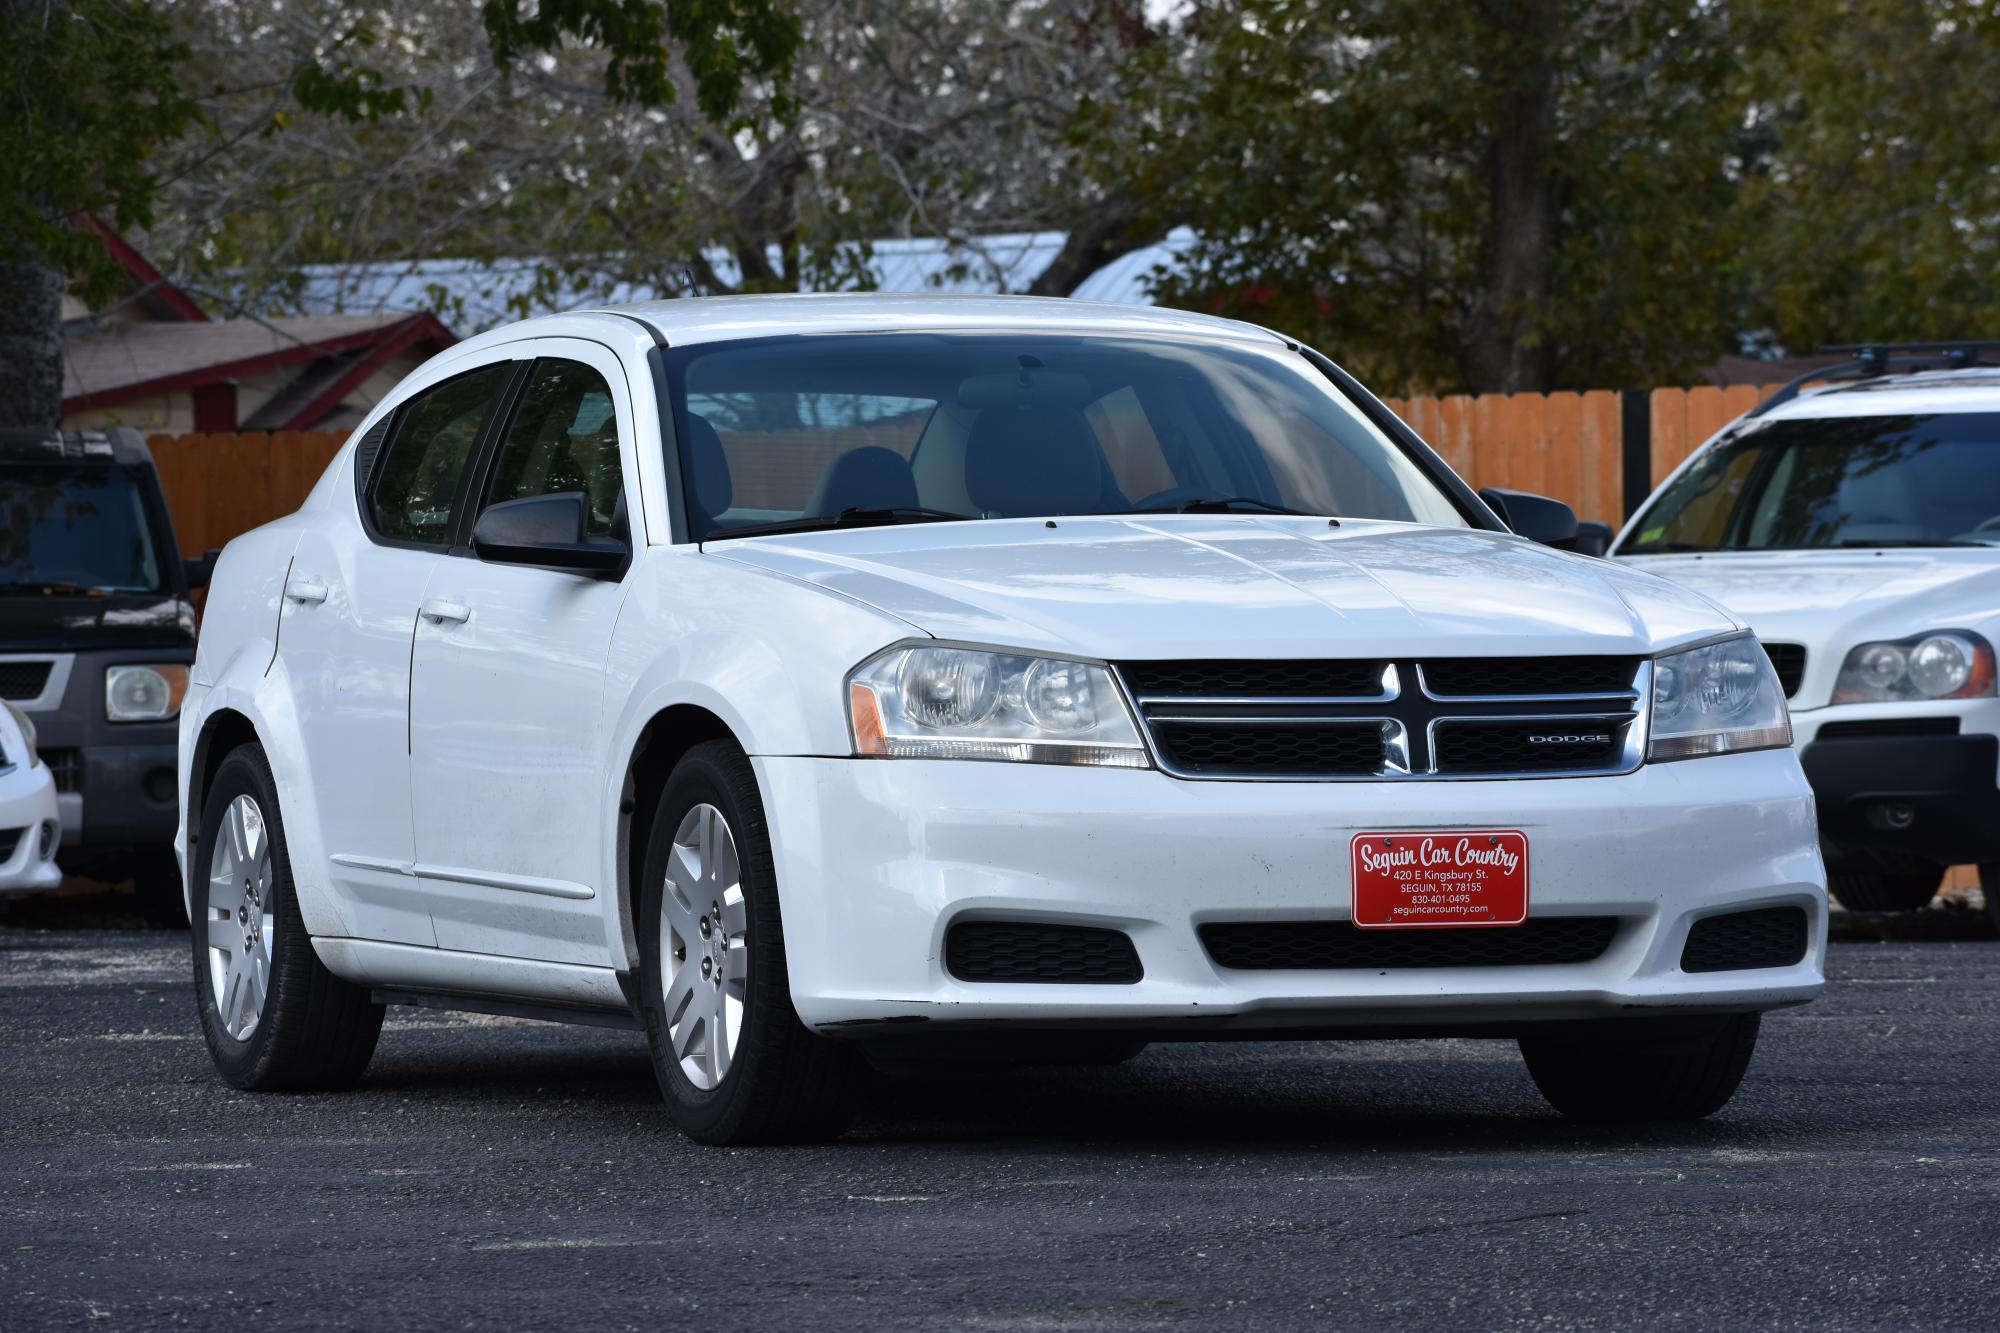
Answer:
[1733,0,2000,350]
[1082,0,1751,395]
[0,0,800,430]
[144,2,1160,324]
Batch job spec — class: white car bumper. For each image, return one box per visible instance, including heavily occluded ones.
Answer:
[758,749,1828,1035]
[0,761,63,896]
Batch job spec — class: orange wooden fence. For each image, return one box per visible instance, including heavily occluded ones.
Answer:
[145,384,1782,556]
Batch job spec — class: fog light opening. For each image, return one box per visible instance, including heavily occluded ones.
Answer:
[37,820,57,860]
[1869,801,1917,831]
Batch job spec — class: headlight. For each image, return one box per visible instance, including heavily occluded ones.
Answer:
[1649,635,1792,761]
[1832,631,1996,704]
[1,700,36,767]
[848,645,1150,767]
[105,665,190,722]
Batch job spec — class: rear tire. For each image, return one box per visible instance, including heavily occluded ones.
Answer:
[1519,1013,1761,1122]
[1829,870,1940,912]
[636,740,858,1145]
[192,744,383,1090]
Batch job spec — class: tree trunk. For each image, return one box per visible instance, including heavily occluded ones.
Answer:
[0,257,65,431]
[1026,207,1169,298]
[1461,3,1561,394]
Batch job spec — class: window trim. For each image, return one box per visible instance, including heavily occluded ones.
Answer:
[354,359,527,554]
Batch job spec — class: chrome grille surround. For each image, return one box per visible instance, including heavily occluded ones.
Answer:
[1117,658,1651,782]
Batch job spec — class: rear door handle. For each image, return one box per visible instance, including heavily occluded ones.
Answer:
[420,598,471,626]
[284,575,328,605]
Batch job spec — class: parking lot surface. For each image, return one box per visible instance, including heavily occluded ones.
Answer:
[1,922,1995,1330]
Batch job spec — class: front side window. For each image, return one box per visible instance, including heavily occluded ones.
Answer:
[369,363,513,545]
[0,465,164,594]
[482,359,625,537]
[1622,412,2000,553]
[664,333,1468,539]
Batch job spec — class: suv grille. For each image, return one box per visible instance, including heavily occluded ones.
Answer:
[40,748,81,793]
[1762,643,1806,698]
[1119,658,1645,780]
[945,921,1142,984]
[0,660,52,700]
[1681,907,1809,973]
[1201,917,1620,970]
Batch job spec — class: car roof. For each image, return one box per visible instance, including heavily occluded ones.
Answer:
[483,293,1293,354]
[1759,368,2000,422]
[0,427,154,467]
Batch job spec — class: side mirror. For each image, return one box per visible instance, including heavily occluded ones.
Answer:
[471,492,627,576]
[1570,521,1613,558]
[184,548,221,588]
[1479,487,1580,548]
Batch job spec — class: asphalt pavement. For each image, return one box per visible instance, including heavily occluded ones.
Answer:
[1,912,1995,1331]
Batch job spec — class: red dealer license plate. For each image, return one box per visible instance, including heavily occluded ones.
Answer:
[1350,830,1529,929]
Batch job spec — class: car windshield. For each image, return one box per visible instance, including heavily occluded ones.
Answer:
[0,464,166,593]
[662,332,1469,540]
[1621,412,2000,554]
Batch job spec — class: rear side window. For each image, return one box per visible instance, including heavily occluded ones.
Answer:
[368,364,513,545]
[481,359,624,537]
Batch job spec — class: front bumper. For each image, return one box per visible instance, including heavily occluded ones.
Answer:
[0,763,63,895]
[1792,702,2000,866]
[756,749,1828,1034]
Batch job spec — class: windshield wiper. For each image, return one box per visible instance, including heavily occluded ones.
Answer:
[1835,538,1994,549]
[707,506,979,541]
[1130,496,1323,518]
[0,580,91,595]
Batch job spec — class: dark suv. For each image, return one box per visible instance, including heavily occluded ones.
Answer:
[0,428,213,922]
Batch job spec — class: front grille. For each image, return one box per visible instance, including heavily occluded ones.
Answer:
[1121,659,1385,699]
[1432,718,1625,774]
[1815,718,1958,741]
[1762,642,1806,698]
[1152,721,1386,776]
[0,661,52,700]
[1421,657,1634,697]
[1201,917,1620,970]
[1118,658,1643,780]
[1681,907,1809,973]
[40,748,80,793]
[945,921,1142,984]
[0,828,19,861]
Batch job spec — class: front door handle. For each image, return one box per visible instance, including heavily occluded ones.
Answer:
[284,575,328,605]
[420,597,471,626]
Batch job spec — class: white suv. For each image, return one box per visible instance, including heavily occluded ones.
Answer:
[1613,350,2000,925]
[179,296,1825,1142]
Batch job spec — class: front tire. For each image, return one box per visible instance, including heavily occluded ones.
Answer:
[192,744,383,1090]
[1829,870,1940,913]
[636,740,858,1144]
[1519,1014,1761,1122]
[1982,864,2000,934]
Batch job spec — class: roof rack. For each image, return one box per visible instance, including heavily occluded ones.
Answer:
[1746,340,2000,418]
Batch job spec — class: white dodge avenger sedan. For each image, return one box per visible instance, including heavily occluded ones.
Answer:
[179,296,1826,1142]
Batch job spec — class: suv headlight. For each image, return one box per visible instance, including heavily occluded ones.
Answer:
[105,665,190,722]
[1832,631,1996,704]
[1649,635,1792,761]
[1,700,36,766]
[847,645,1150,768]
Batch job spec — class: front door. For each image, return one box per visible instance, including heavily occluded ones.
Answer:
[407,341,634,964]
[277,358,518,945]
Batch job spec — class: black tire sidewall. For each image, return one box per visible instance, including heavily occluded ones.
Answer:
[191,746,294,1085]
[636,743,782,1138]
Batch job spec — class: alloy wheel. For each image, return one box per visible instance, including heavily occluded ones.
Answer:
[205,795,276,1041]
[660,802,748,1091]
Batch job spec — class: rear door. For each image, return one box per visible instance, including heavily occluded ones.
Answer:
[277,357,520,945]
[406,340,635,963]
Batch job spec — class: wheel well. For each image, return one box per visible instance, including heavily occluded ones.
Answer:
[186,710,259,859]
[619,705,737,961]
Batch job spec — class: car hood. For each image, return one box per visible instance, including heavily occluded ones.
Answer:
[711,516,1735,660]
[1616,549,2000,653]
[0,593,197,652]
